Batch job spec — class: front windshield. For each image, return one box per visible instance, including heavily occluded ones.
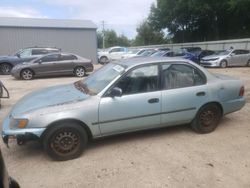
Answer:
[215,50,230,55]
[151,51,166,57]
[80,63,125,95]
[128,49,139,54]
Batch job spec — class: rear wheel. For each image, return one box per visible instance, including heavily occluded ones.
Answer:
[74,66,85,77]
[0,63,12,75]
[43,123,88,161]
[21,69,33,80]
[191,104,222,134]
[220,60,227,68]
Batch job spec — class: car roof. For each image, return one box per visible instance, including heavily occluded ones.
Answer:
[114,57,191,68]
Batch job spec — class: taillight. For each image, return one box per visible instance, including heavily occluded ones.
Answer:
[239,86,245,96]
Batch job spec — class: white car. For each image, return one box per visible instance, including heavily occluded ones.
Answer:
[121,49,149,59]
[98,46,128,64]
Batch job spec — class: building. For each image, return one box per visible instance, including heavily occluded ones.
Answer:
[0,17,98,63]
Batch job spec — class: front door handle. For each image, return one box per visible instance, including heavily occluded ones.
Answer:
[148,98,159,103]
[196,91,206,96]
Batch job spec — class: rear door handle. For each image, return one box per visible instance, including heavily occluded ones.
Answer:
[148,98,159,103]
[196,92,206,96]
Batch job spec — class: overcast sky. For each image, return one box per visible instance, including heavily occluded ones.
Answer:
[0,0,156,39]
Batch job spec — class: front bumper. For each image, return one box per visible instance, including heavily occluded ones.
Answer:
[2,116,45,146]
[200,59,220,67]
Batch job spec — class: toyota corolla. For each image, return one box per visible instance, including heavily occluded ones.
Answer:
[2,57,245,161]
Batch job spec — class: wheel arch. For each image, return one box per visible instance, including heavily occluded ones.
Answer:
[198,101,224,116]
[41,118,93,141]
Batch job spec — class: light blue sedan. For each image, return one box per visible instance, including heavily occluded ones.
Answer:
[2,57,246,160]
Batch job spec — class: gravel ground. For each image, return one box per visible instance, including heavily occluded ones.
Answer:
[0,65,249,188]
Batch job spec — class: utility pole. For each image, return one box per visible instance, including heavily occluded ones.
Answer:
[101,20,105,49]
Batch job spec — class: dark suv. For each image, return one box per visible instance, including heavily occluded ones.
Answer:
[0,47,60,74]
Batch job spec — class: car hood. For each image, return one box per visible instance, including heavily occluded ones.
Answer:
[0,55,18,61]
[202,54,227,60]
[10,83,90,116]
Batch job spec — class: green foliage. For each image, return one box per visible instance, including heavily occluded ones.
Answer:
[149,0,250,42]
[133,20,166,46]
[97,30,131,48]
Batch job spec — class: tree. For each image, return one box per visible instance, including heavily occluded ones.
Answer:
[133,20,166,46]
[149,0,250,42]
[96,30,131,48]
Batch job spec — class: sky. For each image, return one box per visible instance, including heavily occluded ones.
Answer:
[0,0,156,39]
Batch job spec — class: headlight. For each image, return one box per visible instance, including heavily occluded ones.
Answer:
[10,118,29,129]
[208,58,219,61]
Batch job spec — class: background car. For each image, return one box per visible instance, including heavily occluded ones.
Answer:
[0,47,60,74]
[200,49,250,68]
[196,50,215,63]
[11,53,93,80]
[98,46,128,64]
[121,48,150,59]
[2,58,245,161]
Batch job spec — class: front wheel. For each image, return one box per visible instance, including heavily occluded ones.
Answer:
[43,123,88,161]
[21,69,33,80]
[220,60,227,68]
[191,104,222,134]
[99,56,109,64]
[247,60,250,67]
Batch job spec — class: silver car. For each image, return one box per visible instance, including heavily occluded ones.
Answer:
[11,53,94,80]
[200,49,250,68]
[2,58,245,160]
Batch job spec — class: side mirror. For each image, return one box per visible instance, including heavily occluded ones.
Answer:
[231,53,235,56]
[16,54,20,58]
[38,60,42,64]
[110,87,122,97]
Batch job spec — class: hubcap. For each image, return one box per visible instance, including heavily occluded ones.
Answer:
[221,62,226,68]
[100,57,108,64]
[76,67,85,77]
[22,70,33,80]
[51,130,80,155]
[200,110,215,127]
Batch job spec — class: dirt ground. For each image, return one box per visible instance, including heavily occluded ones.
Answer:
[0,66,249,188]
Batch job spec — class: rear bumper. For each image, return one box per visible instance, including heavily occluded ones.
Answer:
[222,97,246,115]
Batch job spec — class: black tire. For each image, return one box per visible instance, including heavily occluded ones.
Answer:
[191,104,222,134]
[0,63,12,75]
[99,56,109,64]
[247,60,250,67]
[43,122,88,161]
[74,66,85,77]
[20,69,34,80]
[220,60,227,68]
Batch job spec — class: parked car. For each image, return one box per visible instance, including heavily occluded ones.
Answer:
[152,49,199,63]
[134,49,157,58]
[0,147,20,188]
[180,47,202,54]
[98,46,128,64]
[200,49,250,68]
[0,81,9,108]
[0,47,60,74]
[196,50,215,63]
[121,48,150,59]
[2,57,245,160]
[11,53,93,80]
